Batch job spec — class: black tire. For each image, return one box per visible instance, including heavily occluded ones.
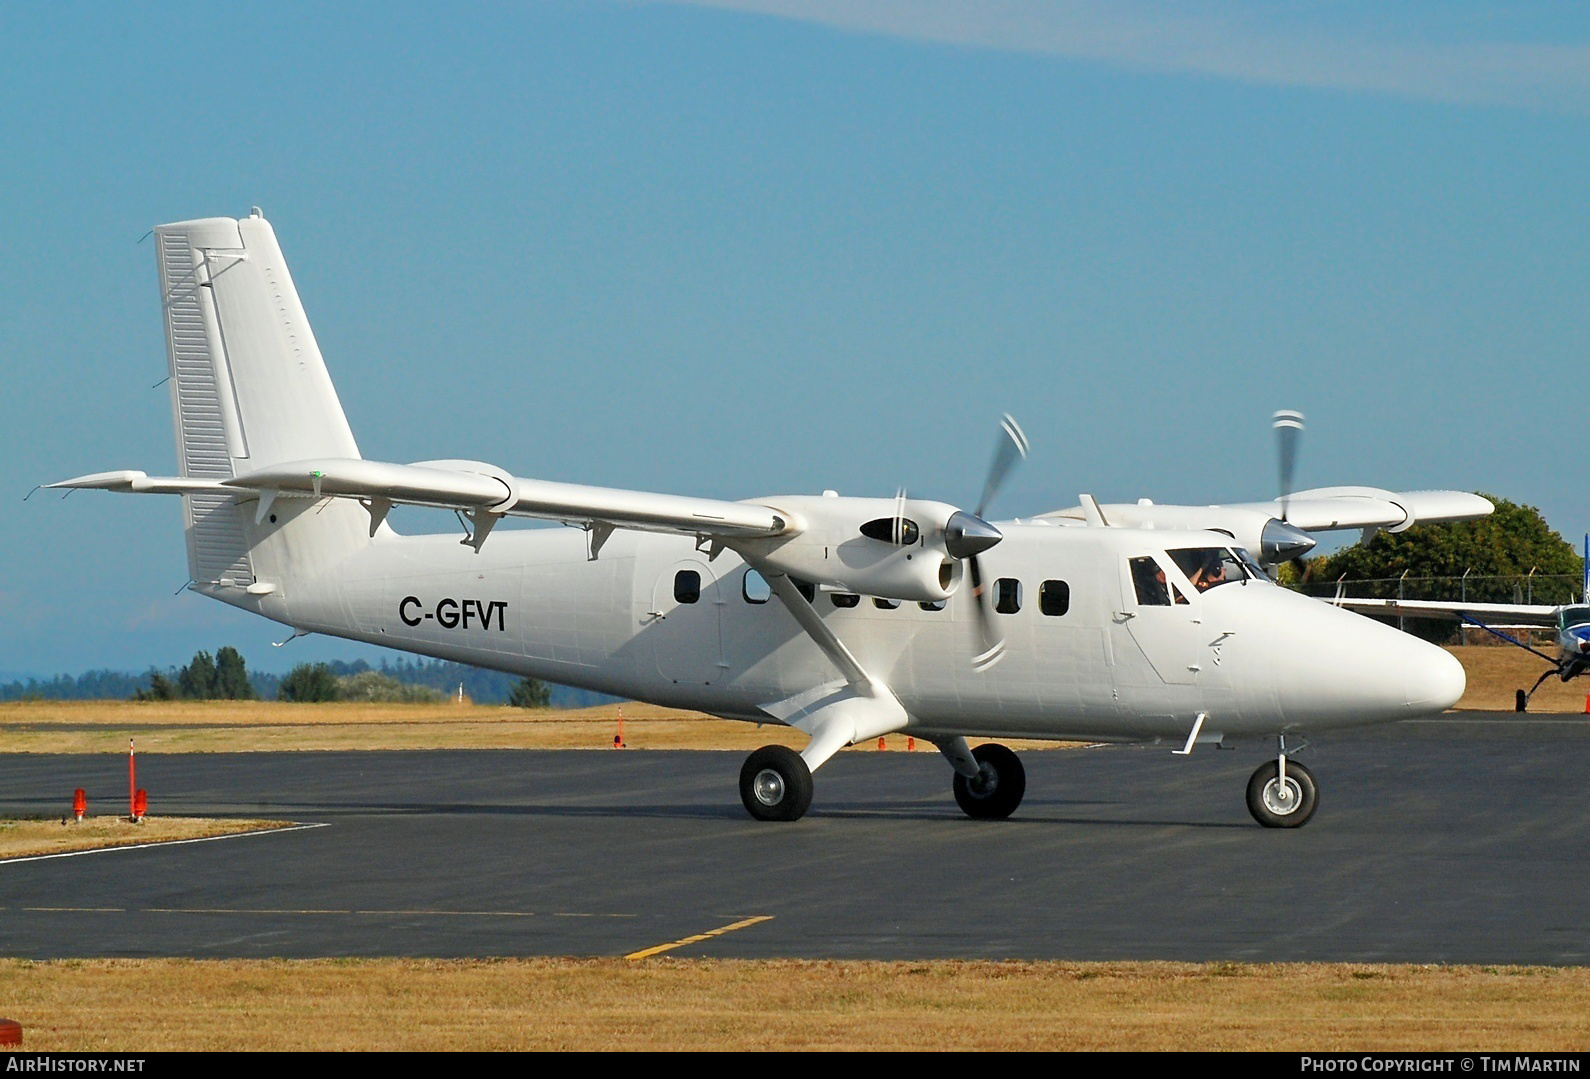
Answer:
[739,745,813,822]
[1246,759,1318,828]
[952,743,1026,820]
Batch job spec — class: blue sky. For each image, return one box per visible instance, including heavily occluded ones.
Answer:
[3,1,1586,676]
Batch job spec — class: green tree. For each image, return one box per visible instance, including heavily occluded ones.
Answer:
[278,663,341,703]
[337,669,445,703]
[135,671,177,702]
[1301,495,1583,640]
[214,646,256,700]
[176,651,219,699]
[506,677,551,709]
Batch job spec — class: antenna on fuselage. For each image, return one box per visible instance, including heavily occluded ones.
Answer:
[1079,494,1110,527]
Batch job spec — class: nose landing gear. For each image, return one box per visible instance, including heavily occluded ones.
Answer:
[1246,755,1317,828]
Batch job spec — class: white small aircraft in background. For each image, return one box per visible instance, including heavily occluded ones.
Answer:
[46,211,1493,827]
[1332,546,1590,712]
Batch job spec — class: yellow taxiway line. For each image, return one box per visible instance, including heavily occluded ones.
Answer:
[624,915,774,960]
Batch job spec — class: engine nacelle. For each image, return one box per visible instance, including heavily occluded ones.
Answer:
[733,494,970,602]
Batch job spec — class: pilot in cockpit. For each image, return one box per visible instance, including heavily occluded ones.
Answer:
[1188,552,1225,592]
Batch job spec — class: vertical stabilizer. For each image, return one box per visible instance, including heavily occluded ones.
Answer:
[154,210,366,588]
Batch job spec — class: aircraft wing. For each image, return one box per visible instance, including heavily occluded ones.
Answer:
[48,457,798,540]
[1327,597,1560,625]
[1222,488,1494,533]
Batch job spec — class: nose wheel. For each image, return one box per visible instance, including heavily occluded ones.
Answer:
[739,745,814,821]
[1246,758,1317,828]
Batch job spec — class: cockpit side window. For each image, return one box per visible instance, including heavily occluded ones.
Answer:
[1129,556,1172,606]
[1234,547,1269,580]
[1167,547,1251,593]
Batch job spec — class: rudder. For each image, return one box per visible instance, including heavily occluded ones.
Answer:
[154,210,367,588]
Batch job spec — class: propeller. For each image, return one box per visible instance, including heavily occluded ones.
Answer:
[960,414,1028,671]
[1265,410,1316,574]
[1273,409,1304,522]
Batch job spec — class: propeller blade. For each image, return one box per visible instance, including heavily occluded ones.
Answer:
[976,414,1030,519]
[894,486,906,546]
[964,414,1024,671]
[968,554,1005,671]
[1272,409,1304,521]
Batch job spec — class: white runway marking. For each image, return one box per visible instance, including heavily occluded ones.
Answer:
[0,822,328,866]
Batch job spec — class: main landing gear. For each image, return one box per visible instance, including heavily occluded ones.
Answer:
[739,745,813,822]
[736,738,1029,822]
[951,742,1027,820]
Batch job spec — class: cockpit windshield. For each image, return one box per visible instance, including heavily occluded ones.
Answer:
[1166,547,1255,593]
[1559,606,1590,630]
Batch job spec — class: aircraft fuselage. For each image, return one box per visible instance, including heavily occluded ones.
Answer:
[205,512,1463,747]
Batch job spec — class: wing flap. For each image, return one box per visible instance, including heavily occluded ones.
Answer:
[1220,488,1493,532]
[222,457,794,539]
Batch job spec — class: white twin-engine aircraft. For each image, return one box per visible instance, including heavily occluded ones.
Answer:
[50,212,1492,828]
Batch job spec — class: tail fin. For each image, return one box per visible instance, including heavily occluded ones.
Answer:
[155,210,366,587]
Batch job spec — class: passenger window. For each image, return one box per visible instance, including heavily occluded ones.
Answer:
[832,592,860,608]
[994,578,1021,614]
[793,578,816,603]
[873,597,900,610]
[1129,557,1171,606]
[674,570,701,604]
[919,600,946,612]
[1039,580,1070,617]
[742,569,770,604]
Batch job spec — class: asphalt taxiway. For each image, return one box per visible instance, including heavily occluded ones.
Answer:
[1,713,1586,963]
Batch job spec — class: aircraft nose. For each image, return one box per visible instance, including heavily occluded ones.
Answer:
[1405,644,1465,712]
[1271,599,1466,725]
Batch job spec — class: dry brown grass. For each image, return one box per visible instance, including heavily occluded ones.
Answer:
[0,817,292,861]
[0,958,1584,1051]
[1445,645,1589,712]
[0,699,1061,754]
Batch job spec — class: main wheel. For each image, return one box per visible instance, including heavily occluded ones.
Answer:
[739,745,813,822]
[1246,759,1318,828]
[952,743,1026,820]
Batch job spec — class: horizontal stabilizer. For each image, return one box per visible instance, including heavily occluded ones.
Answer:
[47,470,226,495]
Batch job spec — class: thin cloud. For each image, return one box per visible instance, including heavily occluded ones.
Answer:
[674,0,1590,112]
